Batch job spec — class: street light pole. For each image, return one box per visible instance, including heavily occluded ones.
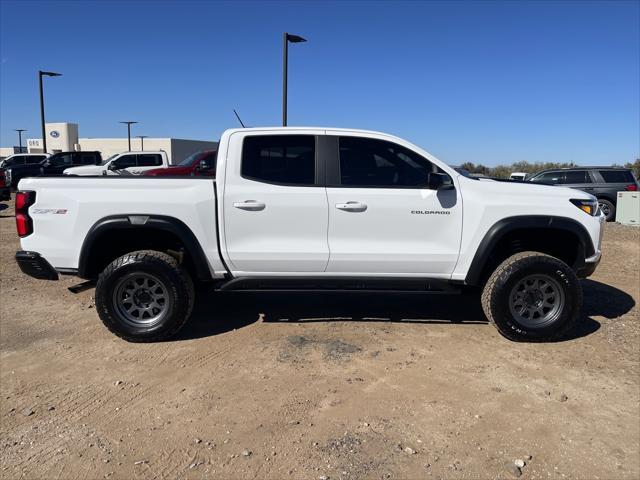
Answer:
[282,32,307,127]
[136,135,148,151]
[120,121,138,151]
[39,70,62,153]
[14,129,26,152]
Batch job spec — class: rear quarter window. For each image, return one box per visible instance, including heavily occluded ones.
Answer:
[599,170,635,183]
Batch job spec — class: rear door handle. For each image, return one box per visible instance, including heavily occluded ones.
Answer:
[336,201,367,212]
[233,200,266,211]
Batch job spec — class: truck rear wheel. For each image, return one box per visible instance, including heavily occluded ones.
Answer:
[95,250,194,342]
[481,252,582,342]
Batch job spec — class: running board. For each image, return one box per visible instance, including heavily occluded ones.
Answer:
[68,280,96,294]
[216,277,460,293]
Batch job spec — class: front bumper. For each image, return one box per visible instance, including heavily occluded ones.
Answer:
[15,251,59,280]
[577,251,601,278]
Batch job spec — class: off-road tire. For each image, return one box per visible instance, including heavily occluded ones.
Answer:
[95,250,195,342]
[481,251,582,342]
[598,199,615,222]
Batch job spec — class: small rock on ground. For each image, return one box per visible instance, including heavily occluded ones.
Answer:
[505,462,522,478]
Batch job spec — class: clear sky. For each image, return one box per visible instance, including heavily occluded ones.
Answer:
[1,0,638,166]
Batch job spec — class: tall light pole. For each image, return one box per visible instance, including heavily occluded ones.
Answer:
[136,135,148,151]
[39,70,62,153]
[120,121,138,151]
[14,129,26,152]
[282,32,307,126]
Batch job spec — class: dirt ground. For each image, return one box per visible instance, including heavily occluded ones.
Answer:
[1,199,638,480]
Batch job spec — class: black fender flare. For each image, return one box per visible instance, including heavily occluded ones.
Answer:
[464,215,595,285]
[78,215,213,281]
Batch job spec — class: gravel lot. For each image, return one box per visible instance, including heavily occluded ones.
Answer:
[1,199,638,480]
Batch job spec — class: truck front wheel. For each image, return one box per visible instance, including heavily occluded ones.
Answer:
[95,250,195,342]
[481,252,582,342]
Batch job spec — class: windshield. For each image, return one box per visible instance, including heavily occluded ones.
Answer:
[100,154,119,166]
[177,152,201,167]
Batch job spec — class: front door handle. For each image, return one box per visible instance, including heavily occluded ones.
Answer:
[336,201,367,212]
[233,200,266,211]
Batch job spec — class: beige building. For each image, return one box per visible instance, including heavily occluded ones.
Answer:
[18,122,217,165]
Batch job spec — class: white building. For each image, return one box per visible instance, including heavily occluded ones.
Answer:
[13,122,218,165]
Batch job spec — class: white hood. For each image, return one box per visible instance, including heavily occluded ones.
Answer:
[63,165,107,176]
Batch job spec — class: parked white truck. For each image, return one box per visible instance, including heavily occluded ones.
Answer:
[63,151,169,176]
[15,128,604,342]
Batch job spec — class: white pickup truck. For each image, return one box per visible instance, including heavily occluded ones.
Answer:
[63,151,169,176]
[14,127,604,342]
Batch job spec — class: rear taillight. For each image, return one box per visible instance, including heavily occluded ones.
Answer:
[15,191,36,237]
[625,184,638,191]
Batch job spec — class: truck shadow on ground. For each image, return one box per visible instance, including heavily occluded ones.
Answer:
[177,279,635,343]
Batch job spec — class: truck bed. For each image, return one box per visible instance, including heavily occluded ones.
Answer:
[17,176,225,276]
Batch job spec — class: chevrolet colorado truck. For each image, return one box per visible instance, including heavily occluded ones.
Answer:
[14,127,604,343]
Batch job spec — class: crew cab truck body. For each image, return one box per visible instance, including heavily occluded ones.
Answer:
[63,151,169,176]
[15,128,604,342]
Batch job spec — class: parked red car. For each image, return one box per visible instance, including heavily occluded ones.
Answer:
[143,150,217,177]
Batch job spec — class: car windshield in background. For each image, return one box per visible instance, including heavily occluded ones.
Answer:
[178,152,201,166]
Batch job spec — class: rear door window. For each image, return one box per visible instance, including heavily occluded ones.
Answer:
[241,135,316,185]
[50,153,74,167]
[80,153,98,165]
[562,171,591,184]
[599,170,635,183]
[137,154,163,167]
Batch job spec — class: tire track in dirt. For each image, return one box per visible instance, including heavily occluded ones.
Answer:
[178,325,261,369]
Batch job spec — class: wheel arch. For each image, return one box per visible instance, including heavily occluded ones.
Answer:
[465,215,595,286]
[78,215,213,281]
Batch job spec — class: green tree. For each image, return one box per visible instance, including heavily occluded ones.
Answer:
[624,158,640,178]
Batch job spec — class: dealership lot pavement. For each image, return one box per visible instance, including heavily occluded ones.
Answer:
[1,200,638,480]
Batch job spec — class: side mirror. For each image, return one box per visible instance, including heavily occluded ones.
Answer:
[197,160,208,170]
[426,172,454,190]
[108,162,119,171]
